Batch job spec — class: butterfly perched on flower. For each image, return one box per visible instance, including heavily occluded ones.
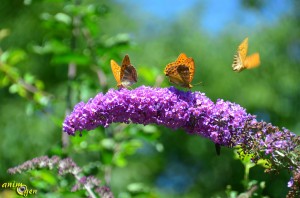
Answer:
[232,37,260,72]
[110,54,138,88]
[164,53,195,89]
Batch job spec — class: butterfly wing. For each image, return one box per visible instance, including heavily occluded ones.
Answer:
[165,53,194,88]
[185,57,195,82]
[122,65,138,87]
[177,65,192,88]
[232,37,249,72]
[120,54,131,80]
[110,59,121,86]
[168,74,186,87]
[232,38,260,72]
[238,37,248,62]
[164,61,185,85]
[164,61,177,75]
[232,53,244,72]
[244,53,260,69]
[176,53,188,64]
[164,53,187,74]
[120,54,137,87]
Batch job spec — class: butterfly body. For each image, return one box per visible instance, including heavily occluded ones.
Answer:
[111,55,137,88]
[232,37,260,72]
[121,65,137,87]
[164,53,195,89]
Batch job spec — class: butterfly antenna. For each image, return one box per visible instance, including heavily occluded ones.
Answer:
[193,81,202,87]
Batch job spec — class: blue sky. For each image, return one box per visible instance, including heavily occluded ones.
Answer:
[117,0,292,33]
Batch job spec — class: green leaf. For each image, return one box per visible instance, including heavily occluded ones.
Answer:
[32,40,69,55]
[30,170,58,187]
[101,150,113,165]
[25,102,34,116]
[257,159,271,169]
[104,33,130,47]
[17,86,27,97]
[23,0,32,6]
[24,73,35,84]
[1,49,26,65]
[35,80,45,90]
[33,93,50,106]
[54,13,72,25]
[117,192,131,198]
[40,12,52,21]
[127,183,149,193]
[9,83,19,93]
[0,28,10,40]
[51,53,90,65]
[155,142,164,152]
[0,75,10,87]
[114,153,127,167]
[121,139,142,155]
[101,138,115,150]
[142,125,157,134]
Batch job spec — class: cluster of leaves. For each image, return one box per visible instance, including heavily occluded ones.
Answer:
[1,0,161,197]
[2,0,300,197]
[0,29,50,112]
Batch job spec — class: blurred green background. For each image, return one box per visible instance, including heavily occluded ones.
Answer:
[1,0,300,197]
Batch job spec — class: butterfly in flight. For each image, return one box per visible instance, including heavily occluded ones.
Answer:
[164,53,195,89]
[232,37,260,72]
[110,54,138,88]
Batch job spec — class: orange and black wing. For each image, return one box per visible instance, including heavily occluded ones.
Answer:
[120,54,137,87]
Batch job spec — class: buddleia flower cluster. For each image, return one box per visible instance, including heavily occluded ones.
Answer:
[62,86,300,196]
[8,156,114,198]
[63,86,255,146]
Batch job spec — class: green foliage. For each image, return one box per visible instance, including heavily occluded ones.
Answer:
[1,0,299,197]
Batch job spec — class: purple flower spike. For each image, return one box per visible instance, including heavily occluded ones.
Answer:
[63,86,255,147]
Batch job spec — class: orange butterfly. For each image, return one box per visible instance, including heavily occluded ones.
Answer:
[110,54,138,88]
[164,53,195,89]
[232,37,260,72]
